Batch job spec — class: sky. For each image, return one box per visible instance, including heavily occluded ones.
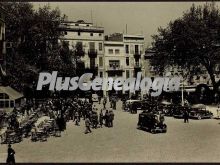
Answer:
[33,2,218,47]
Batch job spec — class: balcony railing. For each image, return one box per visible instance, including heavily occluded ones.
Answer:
[134,51,141,59]
[107,65,124,71]
[85,64,98,70]
[134,63,142,68]
[88,49,97,58]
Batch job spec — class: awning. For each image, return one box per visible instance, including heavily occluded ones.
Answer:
[0,86,23,100]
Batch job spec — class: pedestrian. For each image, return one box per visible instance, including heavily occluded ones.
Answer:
[105,110,110,127]
[6,144,15,165]
[99,109,104,128]
[75,111,80,126]
[98,95,101,104]
[109,109,115,127]
[103,97,107,109]
[183,109,189,123]
[217,104,220,118]
[85,117,92,134]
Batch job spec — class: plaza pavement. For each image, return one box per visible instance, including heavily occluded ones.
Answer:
[0,101,220,163]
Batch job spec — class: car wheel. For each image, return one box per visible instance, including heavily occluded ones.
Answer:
[151,129,156,134]
[198,116,202,120]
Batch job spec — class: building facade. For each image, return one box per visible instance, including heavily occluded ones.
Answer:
[59,20,105,79]
[103,33,145,97]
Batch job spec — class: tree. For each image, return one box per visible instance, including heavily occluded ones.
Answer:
[151,3,220,92]
[0,2,75,94]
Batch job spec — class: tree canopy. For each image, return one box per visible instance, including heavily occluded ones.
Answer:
[0,2,75,95]
[151,3,220,91]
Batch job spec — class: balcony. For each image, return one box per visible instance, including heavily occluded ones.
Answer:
[134,63,142,69]
[88,49,97,58]
[106,65,124,72]
[133,51,141,60]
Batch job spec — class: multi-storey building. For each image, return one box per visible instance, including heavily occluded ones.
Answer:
[59,20,104,78]
[104,33,125,96]
[123,34,145,79]
[103,33,145,97]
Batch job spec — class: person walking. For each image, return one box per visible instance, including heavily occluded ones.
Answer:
[6,144,15,165]
[109,109,115,127]
[85,117,92,134]
[103,97,107,109]
[75,111,80,126]
[99,109,104,128]
[183,109,189,123]
[105,110,110,127]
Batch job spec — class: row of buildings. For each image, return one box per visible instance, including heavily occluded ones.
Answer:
[58,20,153,96]
[58,19,220,97]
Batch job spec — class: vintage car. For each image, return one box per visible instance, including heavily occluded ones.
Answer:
[162,104,174,116]
[137,111,167,133]
[173,106,191,119]
[189,108,213,120]
[124,100,142,113]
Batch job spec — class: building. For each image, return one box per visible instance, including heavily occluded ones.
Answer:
[59,20,104,79]
[123,34,145,79]
[104,33,125,96]
[103,33,145,97]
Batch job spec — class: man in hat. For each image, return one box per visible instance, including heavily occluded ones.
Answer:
[6,144,15,164]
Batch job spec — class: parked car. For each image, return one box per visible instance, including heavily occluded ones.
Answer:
[189,108,213,120]
[137,111,167,133]
[173,106,190,119]
[124,100,142,113]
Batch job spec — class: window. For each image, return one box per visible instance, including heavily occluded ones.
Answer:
[125,45,129,54]
[115,49,120,54]
[78,31,81,36]
[135,45,139,53]
[90,58,96,68]
[5,101,9,108]
[126,57,129,66]
[99,57,103,67]
[100,72,103,78]
[109,60,120,68]
[89,42,95,50]
[99,43,102,51]
[10,101,14,108]
[75,24,79,26]
[64,31,67,35]
[90,33,93,36]
[0,101,4,108]
[108,49,113,54]
[126,70,130,78]
[99,33,102,36]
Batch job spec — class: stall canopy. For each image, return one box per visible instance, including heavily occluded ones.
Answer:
[0,86,23,100]
[0,86,23,109]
